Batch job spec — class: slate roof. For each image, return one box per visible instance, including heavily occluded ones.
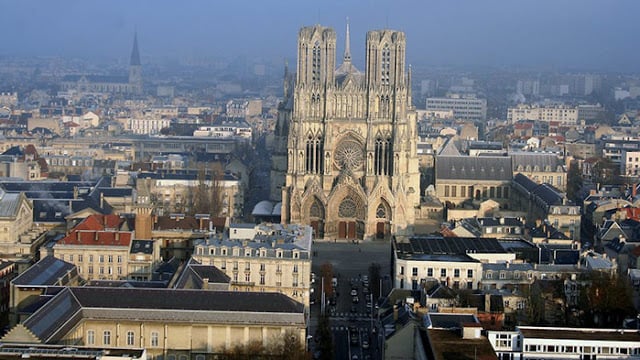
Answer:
[130,240,153,254]
[12,256,77,286]
[0,190,23,218]
[73,287,302,312]
[436,156,512,181]
[511,152,562,172]
[21,287,305,343]
[395,236,506,261]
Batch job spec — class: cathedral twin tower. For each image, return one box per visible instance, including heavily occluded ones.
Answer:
[271,23,420,240]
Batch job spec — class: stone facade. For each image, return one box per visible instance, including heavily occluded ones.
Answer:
[272,24,420,240]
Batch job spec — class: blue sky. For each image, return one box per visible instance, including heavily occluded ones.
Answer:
[1,0,638,71]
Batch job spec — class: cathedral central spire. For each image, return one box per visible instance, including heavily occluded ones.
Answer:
[344,17,351,64]
[130,32,141,66]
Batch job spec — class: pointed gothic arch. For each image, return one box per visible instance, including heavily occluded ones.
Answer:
[306,196,325,239]
[375,198,392,239]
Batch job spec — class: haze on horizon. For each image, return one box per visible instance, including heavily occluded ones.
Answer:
[1,0,639,72]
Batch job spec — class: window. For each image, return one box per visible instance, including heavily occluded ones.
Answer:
[233,262,238,270]
[412,267,418,276]
[108,255,113,263]
[88,266,94,274]
[103,330,111,345]
[260,274,265,285]
[454,269,460,278]
[89,255,93,262]
[78,254,83,262]
[245,262,250,271]
[117,255,122,263]
[486,272,492,279]
[444,185,450,197]
[440,269,446,277]
[400,266,404,275]
[293,275,299,287]
[427,268,433,277]
[87,330,95,345]
[151,332,159,347]
[467,269,473,278]
[260,263,265,271]
[451,186,457,197]
[127,331,135,346]
[499,272,506,279]
[99,255,104,263]
[245,273,251,282]
[293,264,299,273]
[221,261,226,269]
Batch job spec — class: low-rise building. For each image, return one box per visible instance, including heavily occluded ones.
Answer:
[1,287,306,359]
[489,326,640,359]
[393,236,516,291]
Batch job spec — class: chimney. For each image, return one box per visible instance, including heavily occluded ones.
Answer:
[76,231,81,242]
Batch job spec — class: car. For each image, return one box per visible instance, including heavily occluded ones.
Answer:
[351,305,358,313]
[366,302,372,309]
[311,272,316,284]
[329,297,337,306]
[362,339,370,349]
[352,296,359,303]
[351,355,359,360]
[350,289,358,296]
[363,287,370,295]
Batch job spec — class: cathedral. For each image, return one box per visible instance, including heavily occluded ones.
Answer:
[271,23,420,240]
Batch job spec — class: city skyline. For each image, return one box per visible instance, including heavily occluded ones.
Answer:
[1,0,639,72]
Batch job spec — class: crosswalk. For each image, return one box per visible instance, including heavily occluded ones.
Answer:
[330,326,369,332]
[330,312,372,318]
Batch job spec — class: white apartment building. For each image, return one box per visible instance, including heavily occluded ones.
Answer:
[489,326,640,359]
[623,150,640,176]
[192,223,313,307]
[126,118,173,135]
[426,95,487,122]
[507,104,579,125]
[393,237,515,291]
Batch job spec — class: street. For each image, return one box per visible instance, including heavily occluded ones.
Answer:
[309,241,392,360]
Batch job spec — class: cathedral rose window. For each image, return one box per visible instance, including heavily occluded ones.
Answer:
[334,140,363,170]
[338,197,357,218]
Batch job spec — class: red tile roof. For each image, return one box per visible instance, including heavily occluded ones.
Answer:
[59,214,133,247]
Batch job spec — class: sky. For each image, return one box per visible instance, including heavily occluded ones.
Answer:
[1,0,639,71]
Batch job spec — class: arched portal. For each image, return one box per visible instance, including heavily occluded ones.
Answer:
[336,194,365,240]
[375,200,392,239]
[307,197,325,239]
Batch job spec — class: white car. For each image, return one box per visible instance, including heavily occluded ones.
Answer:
[350,289,358,296]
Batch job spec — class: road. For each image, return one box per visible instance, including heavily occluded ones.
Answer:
[309,241,391,360]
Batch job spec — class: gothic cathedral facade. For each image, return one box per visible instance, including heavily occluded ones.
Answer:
[271,24,420,240]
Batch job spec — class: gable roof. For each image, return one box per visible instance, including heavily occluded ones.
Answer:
[436,156,512,181]
[12,256,77,287]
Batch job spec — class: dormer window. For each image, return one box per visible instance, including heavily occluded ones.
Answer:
[293,251,299,259]
[221,248,227,256]
[277,250,283,258]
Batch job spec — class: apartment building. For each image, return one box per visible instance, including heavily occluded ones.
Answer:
[507,104,579,125]
[393,236,516,291]
[192,223,312,307]
[426,95,487,122]
[489,326,640,359]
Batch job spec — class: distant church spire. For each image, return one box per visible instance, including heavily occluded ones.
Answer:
[343,17,351,64]
[130,32,141,66]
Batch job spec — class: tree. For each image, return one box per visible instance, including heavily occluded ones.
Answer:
[566,161,583,202]
[320,262,334,299]
[315,315,333,360]
[369,262,382,300]
[579,271,635,327]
